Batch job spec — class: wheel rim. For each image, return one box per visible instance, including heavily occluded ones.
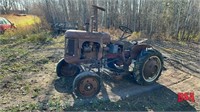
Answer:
[142,56,162,82]
[78,77,99,97]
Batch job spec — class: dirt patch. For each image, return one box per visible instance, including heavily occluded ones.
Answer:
[148,40,200,77]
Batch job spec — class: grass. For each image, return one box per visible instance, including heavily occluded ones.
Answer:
[0,35,53,80]
[0,34,61,111]
[0,14,53,82]
[0,14,46,43]
[1,14,40,27]
[0,28,66,111]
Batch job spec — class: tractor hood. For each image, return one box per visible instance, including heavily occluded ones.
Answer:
[65,30,111,44]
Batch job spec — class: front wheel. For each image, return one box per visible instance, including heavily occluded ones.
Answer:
[133,49,163,85]
[73,72,101,98]
[56,58,80,77]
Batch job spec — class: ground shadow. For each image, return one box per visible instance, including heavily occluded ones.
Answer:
[54,75,111,105]
[54,70,196,111]
[54,77,75,93]
[67,86,196,111]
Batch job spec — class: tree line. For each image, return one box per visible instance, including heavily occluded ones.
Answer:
[0,0,199,41]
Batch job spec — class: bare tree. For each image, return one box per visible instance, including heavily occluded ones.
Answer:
[1,0,199,41]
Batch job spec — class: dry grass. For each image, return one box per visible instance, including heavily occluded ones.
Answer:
[1,14,41,27]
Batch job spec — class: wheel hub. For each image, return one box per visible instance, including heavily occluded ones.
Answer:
[144,59,158,77]
[84,83,93,91]
[142,56,161,82]
[78,77,98,97]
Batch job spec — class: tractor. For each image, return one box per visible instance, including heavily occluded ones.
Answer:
[56,5,163,98]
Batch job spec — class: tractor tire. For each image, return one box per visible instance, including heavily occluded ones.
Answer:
[73,71,101,98]
[133,49,163,85]
[56,58,80,77]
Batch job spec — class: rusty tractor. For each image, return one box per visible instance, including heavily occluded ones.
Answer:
[56,5,164,98]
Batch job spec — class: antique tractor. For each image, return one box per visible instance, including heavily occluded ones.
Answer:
[56,5,163,98]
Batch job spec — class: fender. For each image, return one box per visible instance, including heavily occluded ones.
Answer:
[130,44,152,60]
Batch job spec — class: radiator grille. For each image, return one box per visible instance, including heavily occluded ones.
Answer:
[67,39,75,56]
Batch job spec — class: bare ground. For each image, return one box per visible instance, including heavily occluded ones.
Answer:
[0,37,199,111]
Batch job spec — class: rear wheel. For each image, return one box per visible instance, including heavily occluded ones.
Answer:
[133,49,163,85]
[73,72,101,98]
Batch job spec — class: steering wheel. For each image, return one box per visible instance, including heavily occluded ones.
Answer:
[119,26,132,34]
